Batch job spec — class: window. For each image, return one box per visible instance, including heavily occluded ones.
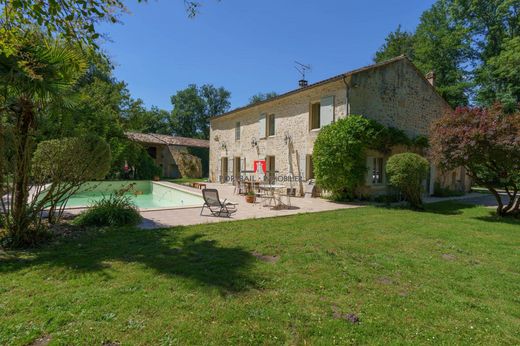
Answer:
[306,155,315,180]
[372,157,384,184]
[310,102,320,130]
[147,147,157,159]
[267,114,275,136]
[266,156,276,183]
[235,121,240,140]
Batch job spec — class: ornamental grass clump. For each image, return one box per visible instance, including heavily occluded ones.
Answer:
[74,194,141,227]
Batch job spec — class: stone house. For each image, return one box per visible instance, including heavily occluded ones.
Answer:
[126,132,209,178]
[209,56,470,196]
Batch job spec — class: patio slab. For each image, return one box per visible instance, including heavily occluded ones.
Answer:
[138,182,361,229]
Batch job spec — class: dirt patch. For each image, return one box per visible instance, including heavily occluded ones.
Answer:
[252,252,279,263]
[102,341,121,346]
[442,253,456,261]
[27,335,52,346]
[332,306,360,324]
[377,276,393,285]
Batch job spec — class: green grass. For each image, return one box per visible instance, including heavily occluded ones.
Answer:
[1,202,519,345]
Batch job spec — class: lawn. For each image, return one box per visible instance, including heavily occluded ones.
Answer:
[1,202,519,345]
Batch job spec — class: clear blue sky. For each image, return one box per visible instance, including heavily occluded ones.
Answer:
[99,0,435,111]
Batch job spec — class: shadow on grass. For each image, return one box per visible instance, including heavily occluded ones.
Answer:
[0,227,259,294]
[474,214,520,225]
[374,200,479,215]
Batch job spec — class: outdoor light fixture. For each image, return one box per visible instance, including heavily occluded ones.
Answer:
[220,142,227,150]
[284,132,292,145]
[250,137,258,148]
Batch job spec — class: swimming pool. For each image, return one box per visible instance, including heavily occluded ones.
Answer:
[63,181,204,210]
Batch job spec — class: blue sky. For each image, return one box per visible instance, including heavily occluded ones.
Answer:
[99,0,435,110]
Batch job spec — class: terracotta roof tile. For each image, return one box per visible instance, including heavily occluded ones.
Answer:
[125,132,209,148]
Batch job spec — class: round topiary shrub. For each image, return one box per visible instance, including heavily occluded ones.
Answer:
[386,153,429,209]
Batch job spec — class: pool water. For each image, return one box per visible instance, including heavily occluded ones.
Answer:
[63,181,204,209]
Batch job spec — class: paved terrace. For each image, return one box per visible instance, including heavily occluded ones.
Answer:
[139,182,361,229]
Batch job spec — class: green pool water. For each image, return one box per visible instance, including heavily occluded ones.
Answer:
[63,181,204,209]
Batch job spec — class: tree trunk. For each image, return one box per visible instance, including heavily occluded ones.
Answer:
[9,98,37,245]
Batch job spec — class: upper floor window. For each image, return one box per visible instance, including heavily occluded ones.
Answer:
[310,96,335,131]
[235,121,240,140]
[310,102,321,130]
[267,114,275,136]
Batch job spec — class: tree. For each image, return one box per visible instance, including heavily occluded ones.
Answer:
[374,0,520,108]
[123,101,171,135]
[0,0,202,48]
[386,153,430,209]
[430,104,520,216]
[374,25,415,63]
[31,136,111,225]
[413,0,471,107]
[0,32,87,246]
[170,84,230,139]
[248,92,279,105]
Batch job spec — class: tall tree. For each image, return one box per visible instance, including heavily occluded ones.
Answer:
[0,31,87,246]
[248,91,279,105]
[0,0,202,48]
[170,84,230,139]
[449,0,520,107]
[374,25,415,63]
[413,0,471,107]
[375,0,519,108]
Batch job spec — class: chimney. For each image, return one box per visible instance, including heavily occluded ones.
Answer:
[426,71,436,86]
[299,79,308,88]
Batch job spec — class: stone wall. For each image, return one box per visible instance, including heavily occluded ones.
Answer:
[209,59,457,195]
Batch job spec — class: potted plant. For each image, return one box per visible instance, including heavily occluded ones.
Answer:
[245,190,256,203]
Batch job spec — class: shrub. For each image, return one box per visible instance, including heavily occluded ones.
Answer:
[313,116,372,199]
[32,135,111,223]
[432,183,465,197]
[313,115,411,200]
[109,139,162,180]
[74,194,142,227]
[386,153,429,209]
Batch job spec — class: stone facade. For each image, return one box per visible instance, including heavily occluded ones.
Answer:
[209,57,468,196]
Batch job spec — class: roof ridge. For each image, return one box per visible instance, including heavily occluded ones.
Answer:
[212,55,409,120]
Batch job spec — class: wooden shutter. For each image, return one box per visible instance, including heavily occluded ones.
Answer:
[320,96,334,127]
[228,157,234,184]
[259,113,266,138]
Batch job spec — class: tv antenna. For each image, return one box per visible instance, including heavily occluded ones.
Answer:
[295,61,311,87]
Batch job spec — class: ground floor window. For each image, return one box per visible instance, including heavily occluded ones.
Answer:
[372,157,384,184]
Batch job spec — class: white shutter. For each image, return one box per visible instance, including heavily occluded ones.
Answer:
[259,113,266,138]
[299,152,306,181]
[366,157,373,185]
[228,157,234,184]
[320,96,334,127]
